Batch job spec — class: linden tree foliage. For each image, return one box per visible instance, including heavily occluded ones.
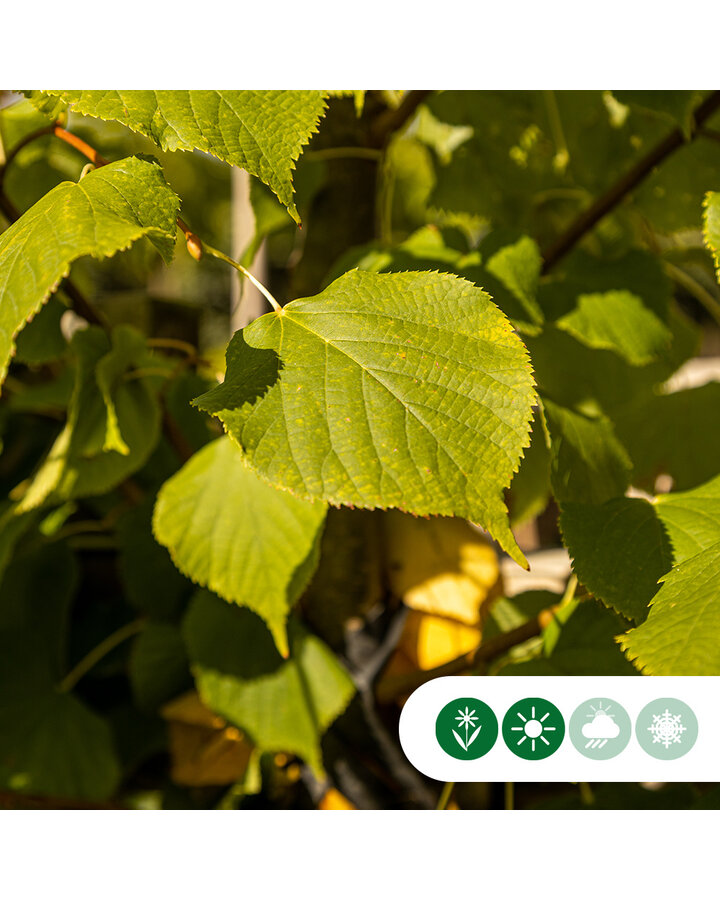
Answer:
[154,436,327,656]
[0,156,179,387]
[28,90,327,223]
[1,89,720,810]
[195,269,536,568]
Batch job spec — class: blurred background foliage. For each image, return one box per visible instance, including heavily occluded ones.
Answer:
[0,90,719,810]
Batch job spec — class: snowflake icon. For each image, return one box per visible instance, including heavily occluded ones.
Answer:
[648,708,687,749]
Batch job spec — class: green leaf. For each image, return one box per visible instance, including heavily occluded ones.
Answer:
[655,474,720,564]
[129,624,191,712]
[556,291,671,366]
[95,325,149,454]
[500,600,638,676]
[560,498,674,622]
[414,105,473,165]
[0,690,120,800]
[117,497,191,622]
[195,270,536,567]
[0,540,77,686]
[524,304,698,417]
[612,383,720,492]
[326,90,366,116]
[241,180,294,268]
[0,540,120,800]
[184,591,355,774]
[13,297,68,365]
[614,91,700,136]
[619,542,720,674]
[17,326,160,511]
[154,437,327,656]
[0,156,178,388]
[543,399,631,505]
[508,425,551,526]
[36,90,327,222]
[426,91,646,227]
[485,236,543,326]
[540,249,672,322]
[0,503,39,585]
[704,192,720,282]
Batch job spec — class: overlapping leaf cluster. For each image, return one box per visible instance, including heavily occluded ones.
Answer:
[1,89,719,809]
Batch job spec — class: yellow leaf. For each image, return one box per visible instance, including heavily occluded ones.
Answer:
[162,691,253,787]
[384,512,502,625]
[318,787,356,810]
[404,609,482,670]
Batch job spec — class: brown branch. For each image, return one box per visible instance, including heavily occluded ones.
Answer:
[698,127,720,146]
[0,124,57,180]
[161,403,194,462]
[0,789,125,810]
[58,278,106,327]
[52,126,109,167]
[375,608,556,704]
[0,189,19,224]
[541,90,720,273]
[370,90,433,147]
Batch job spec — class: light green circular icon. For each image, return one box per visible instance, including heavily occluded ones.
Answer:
[636,698,698,760]
[569,698,631,760]
[502,698,565,759]
[435,697,498,760]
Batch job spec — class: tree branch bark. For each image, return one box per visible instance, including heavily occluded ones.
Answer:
[370,90,433,147]
[541,90,720,273]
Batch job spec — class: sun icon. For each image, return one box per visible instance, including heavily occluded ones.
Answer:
[510,705,557,752]
[503,698,565,759]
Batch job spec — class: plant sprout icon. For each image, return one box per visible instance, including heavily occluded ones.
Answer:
[453,706,481,752]
[510,705,557,753]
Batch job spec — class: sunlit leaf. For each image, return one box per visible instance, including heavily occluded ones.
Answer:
[33,90,327,222]
[0,157,178,388]
[154,437,326,655]
[196,270,536,567]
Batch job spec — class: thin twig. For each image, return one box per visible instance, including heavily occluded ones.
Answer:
[58,619,144,693]
[147,337,200,357]
[52,126,109,167]
[161,403,194,462]
[664,261,720,327]
[542,90,720,272]
[58,277,106,327]
[0,123,58,191]
[197,239,282,312]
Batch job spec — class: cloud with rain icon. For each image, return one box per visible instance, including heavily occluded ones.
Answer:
[582,704,620,749]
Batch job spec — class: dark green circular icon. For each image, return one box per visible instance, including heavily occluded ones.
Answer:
[435,697,498,760]
[502,698,565,759]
